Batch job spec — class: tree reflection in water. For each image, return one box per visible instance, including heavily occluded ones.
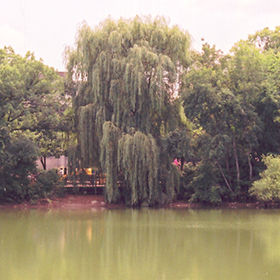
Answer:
[0,209,279,280]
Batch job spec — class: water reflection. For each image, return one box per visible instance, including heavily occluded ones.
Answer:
[0,208,280,279]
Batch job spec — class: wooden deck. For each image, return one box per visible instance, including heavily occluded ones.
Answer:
[64,181,105,188]
[63,181,105,194]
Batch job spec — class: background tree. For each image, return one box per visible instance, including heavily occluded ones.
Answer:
[248,27,280,157]
[181,41,267,202]
[181,27,280,204]
[0,47,68,201]
[66,16,191,206]
[227,41,264,191]
[182,43,235,202]
[249,26,280,53]
[0,47,68,170]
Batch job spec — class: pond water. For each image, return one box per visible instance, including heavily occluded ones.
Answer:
[0,208,280,280]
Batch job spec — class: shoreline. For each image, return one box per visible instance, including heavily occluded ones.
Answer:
[0,194,277,210]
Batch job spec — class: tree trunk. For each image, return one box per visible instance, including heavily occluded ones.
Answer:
[226,153,232,186]
[247,153,252,181]
[232,136,240,185]
[40,156,47,170]
[216,161,233,193]
[180,157,184,171]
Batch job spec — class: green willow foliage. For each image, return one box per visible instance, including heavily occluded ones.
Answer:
[117,130,159,206]
[66,16,191,206]
[100,122,120,203]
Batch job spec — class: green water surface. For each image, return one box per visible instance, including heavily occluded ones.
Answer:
[0,208,280,280]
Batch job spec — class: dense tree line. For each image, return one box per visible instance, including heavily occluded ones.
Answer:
[2,16,280,205]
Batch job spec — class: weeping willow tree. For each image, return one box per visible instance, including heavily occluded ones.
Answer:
[66,15,191,206]
[117,130,159,206]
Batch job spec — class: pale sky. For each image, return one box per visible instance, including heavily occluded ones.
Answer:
[1,0,280,71]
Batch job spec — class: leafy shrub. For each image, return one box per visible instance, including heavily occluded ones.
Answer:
[27,169,64,200]
[0,135,38,202]
[185,161,224,205]
[178,162,196,200]
[250,154,280,202]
